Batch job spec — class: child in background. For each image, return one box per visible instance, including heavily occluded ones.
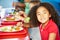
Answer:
[12,0,30,15]
[29,0,40,9]
[12,0,25,9]
[24,0,31,15]
[28,3,60,40]
[25,0,40,15]
[16,0,41,39]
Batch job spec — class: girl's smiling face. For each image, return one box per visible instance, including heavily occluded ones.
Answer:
[36,6,51,24]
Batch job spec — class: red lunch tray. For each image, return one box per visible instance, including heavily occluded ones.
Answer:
[1,20,23,25]
[0,27,27,39]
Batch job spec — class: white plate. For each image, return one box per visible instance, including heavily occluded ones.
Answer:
[0,26,23,32]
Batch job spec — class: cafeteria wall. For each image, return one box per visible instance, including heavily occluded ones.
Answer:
[0,0,18,8]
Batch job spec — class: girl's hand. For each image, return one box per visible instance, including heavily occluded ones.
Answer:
[24,23,30,27]
[19,11,27,17]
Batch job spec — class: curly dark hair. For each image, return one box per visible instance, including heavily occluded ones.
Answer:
[28,3,59,27]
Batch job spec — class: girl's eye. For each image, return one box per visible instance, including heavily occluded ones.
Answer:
[44,12,46,14]
[37,12,41,15]
[37,13,40,15]
[43,10,47,14]
[38,14,40,15]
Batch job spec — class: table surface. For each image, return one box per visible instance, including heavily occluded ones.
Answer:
[0,21,29,39]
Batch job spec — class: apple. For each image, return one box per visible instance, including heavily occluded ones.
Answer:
[24,17,30,23]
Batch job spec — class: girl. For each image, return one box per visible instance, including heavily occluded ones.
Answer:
[28,3,60,40]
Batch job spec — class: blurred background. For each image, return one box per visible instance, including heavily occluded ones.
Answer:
[0,0,60,15]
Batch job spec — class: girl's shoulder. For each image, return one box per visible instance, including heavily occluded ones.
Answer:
[47,19,59,33]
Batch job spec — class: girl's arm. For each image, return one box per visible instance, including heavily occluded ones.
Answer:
[18,11,30,28]
[49,33,56,40]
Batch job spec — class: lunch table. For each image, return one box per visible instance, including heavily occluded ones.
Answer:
[0,20,30,40]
